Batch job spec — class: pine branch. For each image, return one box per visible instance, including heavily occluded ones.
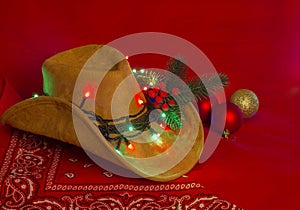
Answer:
[163,105,183,130]
[179,73,229,102]
[167,57,187,79]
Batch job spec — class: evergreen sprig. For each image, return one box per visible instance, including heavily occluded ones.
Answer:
[163,105,182,130]
[133,58,229,131]
[180,73,229,101]
[167,57,187,79]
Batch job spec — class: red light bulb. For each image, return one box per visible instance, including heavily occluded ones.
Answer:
[135,94,146,107]
[84,91,91,98]
[160,123,165,129]
[138,99,144,105]
[127,143,135,151]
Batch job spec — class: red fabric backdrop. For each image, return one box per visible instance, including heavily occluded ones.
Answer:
[0,1,300,209]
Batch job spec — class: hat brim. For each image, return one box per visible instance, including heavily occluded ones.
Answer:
[0,96,203,182]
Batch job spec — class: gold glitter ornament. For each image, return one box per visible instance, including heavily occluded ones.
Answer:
[230,89,259,118]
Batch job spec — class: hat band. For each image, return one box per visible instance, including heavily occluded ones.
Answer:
[42,90,152,151]
[82,104,152,151]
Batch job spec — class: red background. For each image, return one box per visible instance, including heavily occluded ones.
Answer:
[0,1,299,209]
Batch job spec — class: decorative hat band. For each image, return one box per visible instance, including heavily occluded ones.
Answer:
[82,104,151,151]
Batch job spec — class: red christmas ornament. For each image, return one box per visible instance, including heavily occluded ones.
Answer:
[198,99,212,124]
[224,102,243,134]
[172,87,180,95]
[198,96,218,125]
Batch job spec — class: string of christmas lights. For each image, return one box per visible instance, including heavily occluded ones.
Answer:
[71,57,228,153]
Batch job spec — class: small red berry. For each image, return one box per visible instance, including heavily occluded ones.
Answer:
[168,99,176,106]
[160,91,168,98]
[148,90,156,98]
[162,103,169,111]
[159,82,166,89]
[153,87,160,93]
[172,88,180,95]
[155,96,163,104]
[153,102,161,108]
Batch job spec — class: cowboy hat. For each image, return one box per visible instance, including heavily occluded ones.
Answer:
[0,44,203,182]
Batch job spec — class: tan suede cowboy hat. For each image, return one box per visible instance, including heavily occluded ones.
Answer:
[0,45,204,182]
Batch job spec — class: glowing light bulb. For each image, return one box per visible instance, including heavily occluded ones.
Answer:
[151,133,160,141]
[138,99,144,105]
[132,69,137,73]
[149,82,154,86]
[125,56,129,59]
[143,86,148,91]
[127,143,135,151]
[155,138,163,147]
[32,93,39,98]
[128,126,134,132]
[161,112,166,118]
[140,69,145,74]
[84,91,91,98]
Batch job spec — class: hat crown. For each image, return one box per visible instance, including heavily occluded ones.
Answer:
[42,45,143,119]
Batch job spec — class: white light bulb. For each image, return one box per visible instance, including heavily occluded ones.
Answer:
[152,133,161,141]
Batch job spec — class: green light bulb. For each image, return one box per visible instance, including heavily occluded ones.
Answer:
[116,149,122,155]
[32,93,39,98]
